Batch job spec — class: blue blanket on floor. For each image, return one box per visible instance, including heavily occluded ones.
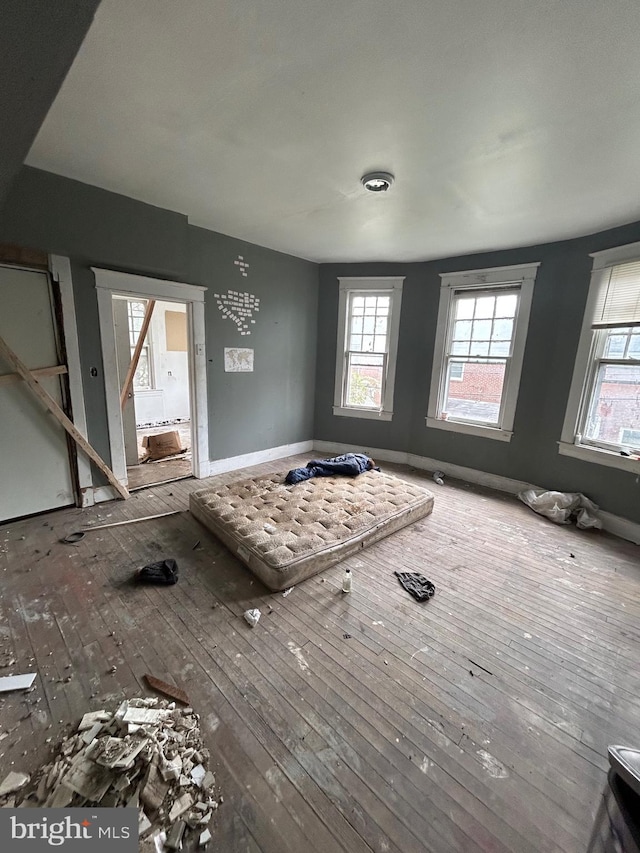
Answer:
[285,453,379,485]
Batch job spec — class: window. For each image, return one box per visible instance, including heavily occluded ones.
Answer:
[582,328,640,450]
[126,299,154,391]
[621,428,640,447]
[333,277,404,420]
[449,362,465,381]
[560,244,640,470]
[427,263,539,441]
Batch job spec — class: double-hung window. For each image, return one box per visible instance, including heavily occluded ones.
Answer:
[127,299,154,391]
[427,263,538,441]
[333,277,404,420]
[560,244,640,470]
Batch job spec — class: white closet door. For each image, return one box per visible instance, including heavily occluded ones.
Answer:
[0,266,75,520]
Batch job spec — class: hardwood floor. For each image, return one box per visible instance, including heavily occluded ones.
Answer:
[126,457,192,490]
[1,455,638,852]
[127,421,192,489]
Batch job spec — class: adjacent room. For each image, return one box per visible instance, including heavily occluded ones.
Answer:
[114,295,193,490]
[0,1,639,851]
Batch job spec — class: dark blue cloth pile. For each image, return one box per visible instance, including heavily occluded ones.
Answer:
[285,453,379,485]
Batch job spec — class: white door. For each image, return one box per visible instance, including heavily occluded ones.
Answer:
[0,266,75,520]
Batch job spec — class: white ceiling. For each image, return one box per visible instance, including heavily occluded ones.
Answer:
[26,0,640,263]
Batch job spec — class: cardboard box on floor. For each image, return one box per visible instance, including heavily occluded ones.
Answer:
[142,430,183,460]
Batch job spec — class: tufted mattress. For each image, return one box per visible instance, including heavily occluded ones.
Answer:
[190,470,434,591]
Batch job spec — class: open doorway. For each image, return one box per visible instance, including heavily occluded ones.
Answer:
[94,267,209,497]
[114,296,193,490]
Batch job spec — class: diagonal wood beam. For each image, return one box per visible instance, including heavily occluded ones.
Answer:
[120,299,155,410]
[0,335,129,500]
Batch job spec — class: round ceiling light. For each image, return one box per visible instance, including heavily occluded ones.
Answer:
[361,171,394,192]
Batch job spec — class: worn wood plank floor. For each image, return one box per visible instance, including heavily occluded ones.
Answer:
[1,454,638,852]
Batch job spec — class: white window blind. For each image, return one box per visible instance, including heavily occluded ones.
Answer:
[592,260,640,328]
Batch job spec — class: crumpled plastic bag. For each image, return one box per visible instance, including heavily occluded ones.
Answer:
[518,489,602,530]
[243,608,261,627]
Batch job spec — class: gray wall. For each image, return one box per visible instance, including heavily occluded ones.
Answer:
[2,165,638,523]
[316,223,640,524]
[0,166,318,470]
[188,227,317,460]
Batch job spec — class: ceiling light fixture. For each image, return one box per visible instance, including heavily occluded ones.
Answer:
[361,171,394,193]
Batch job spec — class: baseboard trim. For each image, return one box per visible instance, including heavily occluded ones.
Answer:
[406,453,537,495]
[82,485,120,506]
[83,441,315,505]
[208,440,314,477]
[84,437,640,544]
[313,440,409,467]
[598,511,640,545]
[312,440,640,545]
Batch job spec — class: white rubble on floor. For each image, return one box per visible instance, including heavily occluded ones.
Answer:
[0,771,30,797]
[0,696,219,849]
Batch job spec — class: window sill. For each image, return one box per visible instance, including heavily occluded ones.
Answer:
[333,406,393,421]
[558,441,640,473]
[425,416,513,442]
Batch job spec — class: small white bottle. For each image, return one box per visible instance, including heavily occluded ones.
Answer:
[342,568,352,593]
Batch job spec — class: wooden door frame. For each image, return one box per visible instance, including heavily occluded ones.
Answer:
[93,268,209,488]
[49,255,94,505]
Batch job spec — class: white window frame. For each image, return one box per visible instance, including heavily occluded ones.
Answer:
[426,263,538,442]
[559,241,640,473]
[333,277,404,421]
[126,299,155,391]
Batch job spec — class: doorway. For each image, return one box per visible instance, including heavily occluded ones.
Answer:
[94,268,209,494]
[114,296,193,490]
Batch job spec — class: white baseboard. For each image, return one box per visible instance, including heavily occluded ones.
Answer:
[313,440,409,466]
[312,440,640,546]
[84,436,640,546]
[406,453,537,495]
[598,511,640,545]
[208,440,314,477]
[82,485,120,506]
[82,441,315,505]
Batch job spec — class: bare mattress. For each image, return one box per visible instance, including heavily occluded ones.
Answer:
[190,470,434,590]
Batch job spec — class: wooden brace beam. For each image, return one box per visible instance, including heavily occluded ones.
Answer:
[0,364,67,388]
[0,335,129,500]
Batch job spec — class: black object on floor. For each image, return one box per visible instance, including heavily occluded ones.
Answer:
[394,571,435,602]
[136,559,179,585]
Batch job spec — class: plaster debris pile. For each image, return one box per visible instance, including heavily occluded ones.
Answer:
[0,696,220,849]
